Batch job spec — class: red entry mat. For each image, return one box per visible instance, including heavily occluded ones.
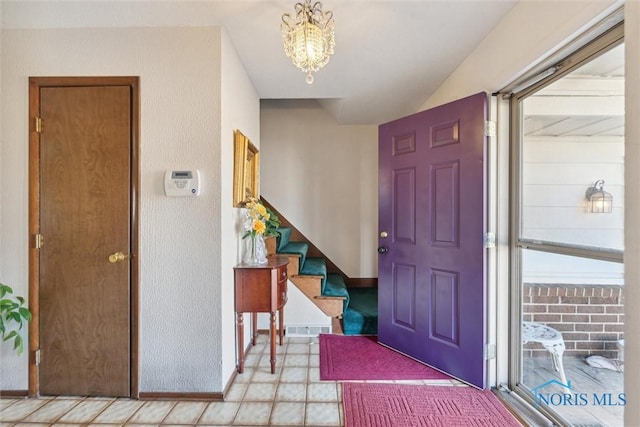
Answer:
[319,334,451,381]
[343,382,523,427]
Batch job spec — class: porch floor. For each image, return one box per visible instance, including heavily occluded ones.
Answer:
[523,356,624,427]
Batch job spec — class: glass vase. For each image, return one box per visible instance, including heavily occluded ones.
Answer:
[244,234,268,265]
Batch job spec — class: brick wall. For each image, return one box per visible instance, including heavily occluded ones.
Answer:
[523,284,624,359]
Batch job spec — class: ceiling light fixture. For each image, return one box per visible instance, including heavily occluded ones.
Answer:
[281,0,335,84]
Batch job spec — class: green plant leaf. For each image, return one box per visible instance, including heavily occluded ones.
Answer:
[0,284,12,298]
[13,335,23,355]
[8,312,23,326]
[18,307,32,321]
[0,284,31,355]
[3,330,17,342]
[0,299,16,310]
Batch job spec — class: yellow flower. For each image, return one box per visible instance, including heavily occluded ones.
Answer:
[253,219,266,235]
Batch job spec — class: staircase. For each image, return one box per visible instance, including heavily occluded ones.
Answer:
[267,226,378,335]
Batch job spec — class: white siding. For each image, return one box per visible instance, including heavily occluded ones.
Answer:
[521,135,624,284]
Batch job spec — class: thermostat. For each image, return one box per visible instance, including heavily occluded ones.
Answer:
[164,170,200,197]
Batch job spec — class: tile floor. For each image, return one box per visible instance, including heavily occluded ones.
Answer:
[0,335,461,426]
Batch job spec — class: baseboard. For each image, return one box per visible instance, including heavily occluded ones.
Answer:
[2,388,224,402]
[346,278,378,288]
[0,390,28,398]
[138,391,224,401]
[140,363,245,402]
[223,368,238,399]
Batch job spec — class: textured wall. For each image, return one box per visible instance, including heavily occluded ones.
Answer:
[0,26,253,393]
[219,29,261,386]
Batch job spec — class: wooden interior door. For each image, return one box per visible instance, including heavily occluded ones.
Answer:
[378,92,487,389]
[35,82,133,396]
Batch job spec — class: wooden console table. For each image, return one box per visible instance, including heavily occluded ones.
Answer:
[234,256,289,374]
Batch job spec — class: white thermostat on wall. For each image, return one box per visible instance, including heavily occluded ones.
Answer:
[164,169,200,197]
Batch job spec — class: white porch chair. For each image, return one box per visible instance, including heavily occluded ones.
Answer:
[522,321,568,385]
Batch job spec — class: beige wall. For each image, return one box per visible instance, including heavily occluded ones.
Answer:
[422,1,622,110]
[260,100,378,279]
[0,26,259,393]
[219,29,261,384]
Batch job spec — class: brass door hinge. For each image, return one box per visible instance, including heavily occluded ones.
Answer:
[35,117,43,133]
[35,233,44,249]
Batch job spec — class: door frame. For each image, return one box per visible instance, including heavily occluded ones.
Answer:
[28,76,140,398]
[504,20,624,425]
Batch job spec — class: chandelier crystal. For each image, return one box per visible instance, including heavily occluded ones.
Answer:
[281,0,335,84]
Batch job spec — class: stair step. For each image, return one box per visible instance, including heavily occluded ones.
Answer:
[277,227,292,251]
[324,273,350,311]
[279,242,309,268]
[280,253,301,277]
[290,275,343,317]
[300,257,327,292]
[343,287,378,335]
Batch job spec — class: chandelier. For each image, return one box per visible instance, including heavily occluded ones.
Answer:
[281,0,335,84]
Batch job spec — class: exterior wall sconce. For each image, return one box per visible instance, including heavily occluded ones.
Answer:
[585,179,613,213]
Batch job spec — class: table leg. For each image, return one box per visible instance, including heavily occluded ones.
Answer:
[279,308,284,346]
[270,312,276,374]
[237,312,244,373]
[252,313,258,346]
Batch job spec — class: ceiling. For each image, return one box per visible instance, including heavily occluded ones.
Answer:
[1,0,519,125]
[524,43,625,137]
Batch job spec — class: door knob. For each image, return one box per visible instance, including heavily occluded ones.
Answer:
[378,246,389,254]
[108,252,129,263]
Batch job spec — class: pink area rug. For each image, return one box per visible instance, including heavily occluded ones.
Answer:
[343,383,522,427]
[319,334,451,381]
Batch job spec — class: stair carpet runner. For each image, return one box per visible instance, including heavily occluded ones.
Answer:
[275,227,377,335]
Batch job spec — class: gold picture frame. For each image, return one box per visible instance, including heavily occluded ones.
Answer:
[233,129,260,207]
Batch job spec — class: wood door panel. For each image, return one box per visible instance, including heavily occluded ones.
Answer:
[392,263,416,330]
[39,85,131,396]
[392,132,416,155]
[378,92,486,389]
[430,120,460,148]
[430,161,460,247]
[429,268,460,346]
[392,168,416,244]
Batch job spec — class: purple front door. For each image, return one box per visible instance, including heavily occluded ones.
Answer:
[378,92,487,389]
